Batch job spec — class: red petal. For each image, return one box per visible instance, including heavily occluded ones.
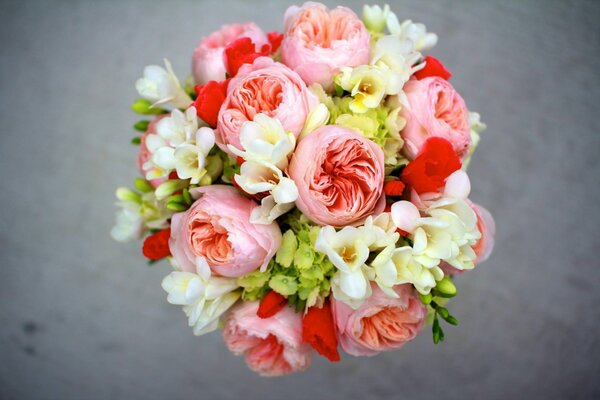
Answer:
[257,291,287,319]
[194,79,229,127]
[302,301,340,362]
[142,228,171,260]
[414,55,452,80]
[384,180,405,197]
[401,137,461,194]
[267,32,284,53]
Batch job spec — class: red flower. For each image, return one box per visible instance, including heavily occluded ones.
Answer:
[401,137,461,194]
[257,291,287,319]
[302,301,340,362]
[224,37,269,77]
[414,55,452,80]
[384,179,405,197]
[142,229,171,260]
[194,79,229,127]
[267,32,284,53]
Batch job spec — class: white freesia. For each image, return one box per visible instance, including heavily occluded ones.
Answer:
[463,112,487,170]
[386,18,438,52]
[135,59,192,109]
[370,35,424,94]
[335,65,390,112]
[228,114,296,169]
[110,205,143,242]
[390,245,443,294]
[146,107,215,181]
[362,4,391,33]
[161,257,240,336]
[230,114,298,223]
[173,127,215,184]
[234,160,299,224]
[316,226,375,308]
[300,103,330,138]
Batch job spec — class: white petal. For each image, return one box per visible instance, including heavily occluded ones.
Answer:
[339,270,368,300]
[391,200,420,233]
[444,170,471,200]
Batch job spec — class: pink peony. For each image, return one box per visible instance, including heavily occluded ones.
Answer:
[168,185,281,277]
[332,283,426,357]
[223,301,311,376]
[400,77,471,160]
[281,2,371,89]
[137,115,167,188]
[288,125,385,227]
[191,23,268,85]
[216,56,317,154]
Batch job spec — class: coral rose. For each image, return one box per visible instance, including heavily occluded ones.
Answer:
[281,2,371,89]
[168,185,281,277]
[400,77,471,160]
[223,301,311,376]
[191,23,268,85]
[332,283,426,356]
[288,125,385,227]
[216,57,318,154]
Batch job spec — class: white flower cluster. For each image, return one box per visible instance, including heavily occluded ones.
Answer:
[315,170,480,309]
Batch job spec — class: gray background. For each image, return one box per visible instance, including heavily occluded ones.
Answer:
[1,0,599,399]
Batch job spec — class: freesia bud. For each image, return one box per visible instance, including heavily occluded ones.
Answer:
[155,179,188,200]
[134,178,154,193]
[362,4,391,33]
[116,187,141,203]
[435,276,457,298]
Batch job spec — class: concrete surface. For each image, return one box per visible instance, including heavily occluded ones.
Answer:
[1,0,599,399]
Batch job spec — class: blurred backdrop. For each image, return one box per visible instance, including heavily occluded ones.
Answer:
[1,0,599,399]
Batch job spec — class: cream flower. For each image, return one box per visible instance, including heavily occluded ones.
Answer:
[228,114,296,169]
[335,65,390,113]
[462,112,487,170]
[135,59,192,109]
[362,4,391,33]
[370,35,424,94]
[162,257,241,336]
[110,205,143,242]
[300,103,330,138]
[173,127,215,184]
[316,226,373,305]
[390,245,443,294]
[386,18,438,52]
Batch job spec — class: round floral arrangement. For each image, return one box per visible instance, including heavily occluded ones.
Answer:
[112,2,495,376]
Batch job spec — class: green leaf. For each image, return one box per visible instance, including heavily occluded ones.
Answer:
[133,120,150,132]
[131,136,141,145]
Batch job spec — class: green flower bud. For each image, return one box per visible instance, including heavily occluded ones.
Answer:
[155,180,188,200]
[199,174,212,186]
[131,99,166,115]
[276,230,297,268]
[269,275,298,296]
[133,120,150,132]
[134,178,154,193]
[131,136,141,145]
[116,187,141,203]
[419,293,433,305]
[182,188,192,205]
[166,201,188,212]
[205,155,224,181]
[435,276,457,298]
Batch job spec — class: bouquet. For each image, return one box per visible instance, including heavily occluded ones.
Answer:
[112,2,496,376]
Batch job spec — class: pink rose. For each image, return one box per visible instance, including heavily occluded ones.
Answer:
[137,115,167,188]
[288,125,385,227]
[400,77,471,160]
[223,301,311,376]
[471,202,495,264]
[281,2,371,89]
[440,201,496,275]
[191,23,268,85]
[332,283,426,357]
[168,185,281,277]
[216,57,317,154]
